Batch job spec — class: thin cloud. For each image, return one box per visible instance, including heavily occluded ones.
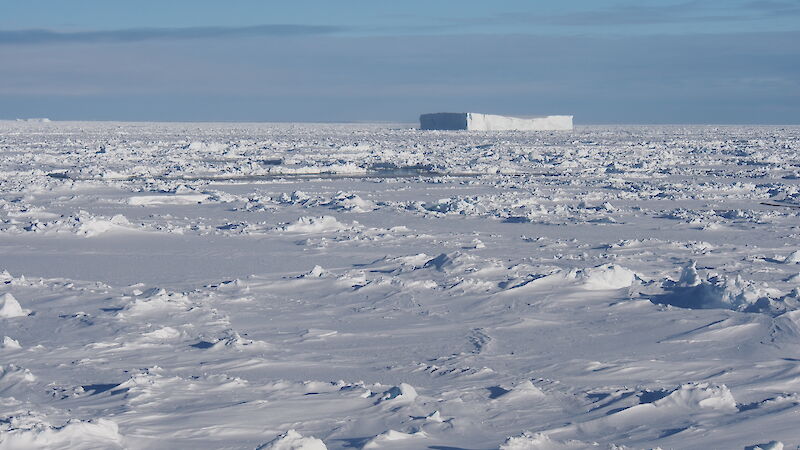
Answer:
[539,2,746,26]
[0,24,347,45]
[435,1,784,29]
[743,0,800,15]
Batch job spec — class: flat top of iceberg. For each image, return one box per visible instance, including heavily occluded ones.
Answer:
[420,112,573,131]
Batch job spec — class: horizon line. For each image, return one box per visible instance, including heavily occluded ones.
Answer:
[3,119,799,127]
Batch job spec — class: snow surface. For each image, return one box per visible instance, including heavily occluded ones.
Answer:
[1,121,800,449]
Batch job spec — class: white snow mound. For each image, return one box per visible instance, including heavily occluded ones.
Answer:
[2,336,21,350]
[377,383,418,404]
[0,364,37,384]
[747,441,784,450]
[363,430,427,448]
[129,194,210,206]
[500,432,587,449]
[331,192,376,212]
[258,429,327,450]
[649,382,737,412]
[281,216,349,233]
[77,214,135,237]
[520,264,637,291]
[0,418,124,450]
[579,264,638,290]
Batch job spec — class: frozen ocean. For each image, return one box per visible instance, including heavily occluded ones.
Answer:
[1,121,799,449]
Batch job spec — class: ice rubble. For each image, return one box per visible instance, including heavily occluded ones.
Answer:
[7,211,143,237]
[1,122,800,449]
[746,442,784,450]
[500,432,589,450]
[0,418,124,450]
[653,261,797,314]
[639,382,738,412]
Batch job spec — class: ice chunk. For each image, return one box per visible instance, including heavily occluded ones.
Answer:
[651,382,737,412]
[2,336,21,350]
[280,216,349,233]
[678,261,702,287]
[76,214,135,237]
[330,192,376,212]
[377,383,418,404]
[509,264,637,292]
[500,432,587,449]
[784,250,800,264]
[0,293,30,318]
[298,265,328,278]
[425,410,444,423]
[363,430,427,448]
[656,267,786,313]
[746,441,784,450]
[258,429,327,450]
[128,194,210,206]
[580,264,637,290]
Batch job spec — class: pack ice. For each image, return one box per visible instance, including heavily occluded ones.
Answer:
[0,120,799,449]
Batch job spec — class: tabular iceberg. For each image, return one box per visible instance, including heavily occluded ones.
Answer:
[419,112,573,131]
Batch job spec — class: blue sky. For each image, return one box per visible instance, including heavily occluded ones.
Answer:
[1,1,798,123]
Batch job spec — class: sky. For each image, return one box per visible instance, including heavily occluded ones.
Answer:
[1,0,799,124]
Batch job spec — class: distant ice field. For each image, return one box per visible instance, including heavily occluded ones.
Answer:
[1,121,799,449]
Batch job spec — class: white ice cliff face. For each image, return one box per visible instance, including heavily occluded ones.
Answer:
[420,112,573,131]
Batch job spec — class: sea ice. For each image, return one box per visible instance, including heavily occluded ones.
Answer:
[1,121,798,449]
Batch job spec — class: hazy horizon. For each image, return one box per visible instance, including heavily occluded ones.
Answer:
[7,118,800,126]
